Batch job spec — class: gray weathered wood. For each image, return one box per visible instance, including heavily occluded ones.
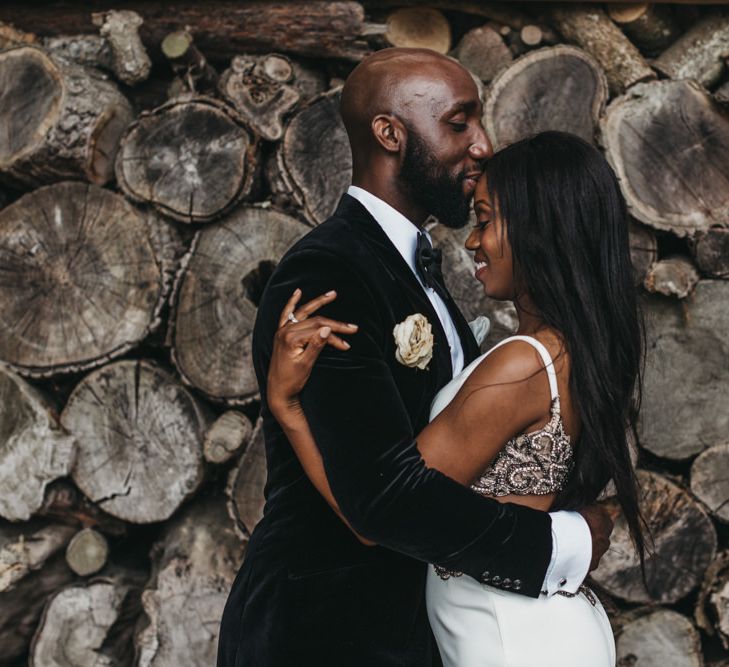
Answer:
[60,360,208,523]
[548,4,655,95]
[693,227,729,278]
[696,550,729,651]
[43,34,114,71]
[0,45,133,187]
[0,182,171,377]
[170,206,306,404]
[691,443,729,523]
[637,281,729,459]
[92,9,151,86]
[483,45,608,150]
[600,80,729,236]
[629,221,658,286]
[267,87,351,225]
[607,2,681,56]
[135,494,246,667]
[227,419,266,536]
[0,369,75,521]
[65,528,109,577]
[654,12,729,89]
[644,256,700,298]
[616,608,703,667]
[451,24,513,83]
[592,470,717,604]
[161,30,218,96]
[204,411,253,465]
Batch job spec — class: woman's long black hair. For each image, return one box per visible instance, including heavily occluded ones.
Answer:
[485,131,647,568]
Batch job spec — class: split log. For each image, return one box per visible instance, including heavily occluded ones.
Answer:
[451,24,513,83]
[29,574,145,667]
[161,30,218,96]
[592,470,718,604]
[654,13,729,90]
[0,369,75,521]
[135,493,246,667]
[60,360,208,523]
[91,9,151,86]
[267,87,352,225]
[170,206,306,404]
[204,411,253,465]
[0,45,133,187]
[219,54,300,142]
[483,45,608,151]
[693,227,729,278]
[607,3,681,56]
[637,280,729,460]
[227,419,266,536]
[629,221,658,286]
[691,443,729,523]
[616,608,703,667]
[696,550,729,650]
[644,256,700,298]
[0,182,171,377]
[600,80,729,236]
[0,520,76,663]
[0,1,375,62]
[548,4,655,95]
[115,96,258,223]
[385,7,451,53]
[429,221,517,351]
[65,528,109,577]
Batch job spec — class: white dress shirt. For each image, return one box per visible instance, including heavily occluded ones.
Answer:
[346,185,592,595]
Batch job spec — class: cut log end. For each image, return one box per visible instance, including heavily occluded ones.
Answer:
[65,527,109,576]
[644,256,700,299]
[386,7,451,54]
[204,410,253,464]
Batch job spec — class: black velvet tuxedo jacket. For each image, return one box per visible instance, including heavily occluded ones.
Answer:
[217,194,553,667]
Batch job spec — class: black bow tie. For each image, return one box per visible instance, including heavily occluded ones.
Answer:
[415,232,449,302]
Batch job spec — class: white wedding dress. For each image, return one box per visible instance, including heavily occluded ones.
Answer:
[425,335,616,667]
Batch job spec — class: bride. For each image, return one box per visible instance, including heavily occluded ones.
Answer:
[264,131,646,666]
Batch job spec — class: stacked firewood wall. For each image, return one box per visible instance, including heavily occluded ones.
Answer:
[0,1,727,665]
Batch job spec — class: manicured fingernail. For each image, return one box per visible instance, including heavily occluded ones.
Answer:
[342,341,351,349]
[294,288,301,295]
[326,290,336,296]
[348,323,358,328]
[320,326,331,338]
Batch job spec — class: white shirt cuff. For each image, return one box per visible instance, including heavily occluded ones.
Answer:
[542,510,591,595]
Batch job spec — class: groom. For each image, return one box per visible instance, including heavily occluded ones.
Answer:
[218,48,611,666]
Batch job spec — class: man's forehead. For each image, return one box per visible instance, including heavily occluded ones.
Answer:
[393,69,479,113]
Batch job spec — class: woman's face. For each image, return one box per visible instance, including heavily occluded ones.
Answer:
[465,174,515,300]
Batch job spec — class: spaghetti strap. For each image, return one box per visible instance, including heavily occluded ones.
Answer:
[482,335,559,400]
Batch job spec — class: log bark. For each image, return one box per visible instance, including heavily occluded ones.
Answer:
[0,1,374,62]
[135,493,246,667]
[219,54,301,142]
[60,360,208,523]
[629,221,658,286]
[0,45,133,188]
[42,34,114,72]
[716,80,729,106]
[65,528,109,577]
[600,80,729,236]
[691,443,729,523]
[0,182,172,377]
[451,24,513,83]
[170,206,306,404]
[692,227,729,278]
[385,7,451,53]
[0,520,76,663]
[696,550,729,651]
[267,87,352,225]
[204,411,253,465]
[644,256,700,298]
[0,369,75,521]
[637,280,729,460]
[91,9,151,86]
[227,418,266,537]
[0,21,37,49]
[615,608,703,667]
[654,12,729,89]
[607,3,681,56]
[483,45,608,151]
[115,96,258,223]
[29,573,144,667]
[548,4,655,95]
[593,470,717,604]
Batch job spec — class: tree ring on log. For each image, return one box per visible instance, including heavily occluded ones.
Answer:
[600,80,729,236]
[691,443,729,523]
[483,45,608,150]
[226,418,266,536]
[170,205,306,404]
[60,360,207,523]
[592,470,717,604]
[0,182,169,377]
[115,96,258,223]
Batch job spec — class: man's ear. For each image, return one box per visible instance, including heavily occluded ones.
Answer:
[371,114,405,154]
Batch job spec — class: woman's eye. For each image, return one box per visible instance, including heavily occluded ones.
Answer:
[474,219,490,230]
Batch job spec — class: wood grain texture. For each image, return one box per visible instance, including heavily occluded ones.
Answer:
[691,444,729,523]
[227,419,266,537]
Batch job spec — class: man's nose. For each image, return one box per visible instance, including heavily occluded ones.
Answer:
[470,126,493,160]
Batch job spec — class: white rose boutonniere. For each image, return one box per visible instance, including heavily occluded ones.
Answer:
[393,313,434,370]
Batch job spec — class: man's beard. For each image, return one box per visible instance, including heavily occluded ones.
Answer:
[399,127,472,229]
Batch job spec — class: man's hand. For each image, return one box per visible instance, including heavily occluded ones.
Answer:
[577,504,614,572]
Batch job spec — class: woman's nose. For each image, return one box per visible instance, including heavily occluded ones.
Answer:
[465,228,480,250]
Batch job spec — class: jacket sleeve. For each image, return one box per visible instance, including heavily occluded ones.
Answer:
[256,247,553,597]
